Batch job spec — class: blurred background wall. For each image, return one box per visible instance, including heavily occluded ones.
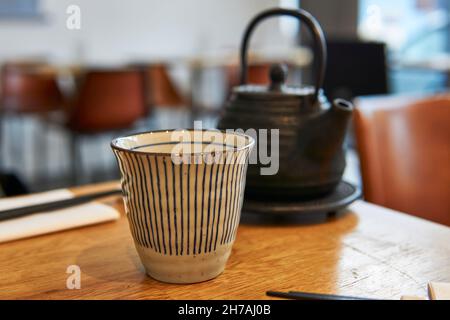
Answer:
[0,0,298,65]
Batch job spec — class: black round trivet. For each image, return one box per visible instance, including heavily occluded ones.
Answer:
[241,181,362,225]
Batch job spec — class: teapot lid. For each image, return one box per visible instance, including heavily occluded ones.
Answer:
[233,64,316,99]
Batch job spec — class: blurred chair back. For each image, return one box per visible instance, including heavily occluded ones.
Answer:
[1,63,63,113]
[226,63,271,91]
[146,64,185,108]
[354,94,450,225]
[67,69,146,133]
[324,40,388,101]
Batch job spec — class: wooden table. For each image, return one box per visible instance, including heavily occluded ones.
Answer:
[1,181,449,300]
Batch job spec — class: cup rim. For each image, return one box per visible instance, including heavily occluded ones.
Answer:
[110,128,255,156]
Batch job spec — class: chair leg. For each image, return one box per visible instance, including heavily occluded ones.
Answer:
[36,117,51,187]
[69,133,82,185]
[1,113,12,170]
[18,116,27,182]
[0,113,4,169]
[32,116,42,185]
[102,134,110,181]
[44,120,51,184]
[147,112,156,130]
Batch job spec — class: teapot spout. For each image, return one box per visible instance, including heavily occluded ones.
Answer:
[331,98,353,117]
[322,98,354,136]
[317,98,353,157]
[321,98,354,150]
[298,98,353,163]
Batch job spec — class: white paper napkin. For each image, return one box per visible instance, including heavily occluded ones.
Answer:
[0,189,120,243]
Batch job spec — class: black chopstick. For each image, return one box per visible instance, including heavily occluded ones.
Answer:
[266,291,373,300]
[0,189,122,222]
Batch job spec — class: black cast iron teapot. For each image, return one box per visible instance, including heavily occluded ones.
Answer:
[218,8,354,200]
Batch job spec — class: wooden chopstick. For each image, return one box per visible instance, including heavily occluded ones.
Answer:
[0,189,122,222]
[266,291,373,300]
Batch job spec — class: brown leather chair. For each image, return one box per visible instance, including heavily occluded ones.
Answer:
[67,69,146,132]
[128,63,185,112]
[353,94,450,225]
[0,62,64,182]
[1,63,63,113]
[146,63,185,108]
[64,68,147,183]
[225,63,271,93]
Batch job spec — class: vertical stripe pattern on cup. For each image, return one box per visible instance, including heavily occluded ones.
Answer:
[113,148,250,256]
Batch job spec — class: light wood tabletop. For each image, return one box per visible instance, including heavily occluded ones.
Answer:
[1,181,449,300]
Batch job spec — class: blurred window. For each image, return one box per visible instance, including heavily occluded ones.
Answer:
[280,0,300,37]
[359,0,449,55]
[0,0,41,19]
[358,0,450,93]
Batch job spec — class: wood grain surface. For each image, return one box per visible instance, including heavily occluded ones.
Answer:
[0,181,449,300]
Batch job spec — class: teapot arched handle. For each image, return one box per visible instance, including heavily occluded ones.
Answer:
[239,8,327,104]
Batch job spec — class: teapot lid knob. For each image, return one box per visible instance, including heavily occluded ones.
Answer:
[269,63,287,91]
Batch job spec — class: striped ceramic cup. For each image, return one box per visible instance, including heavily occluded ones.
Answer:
[111,129,254,283]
